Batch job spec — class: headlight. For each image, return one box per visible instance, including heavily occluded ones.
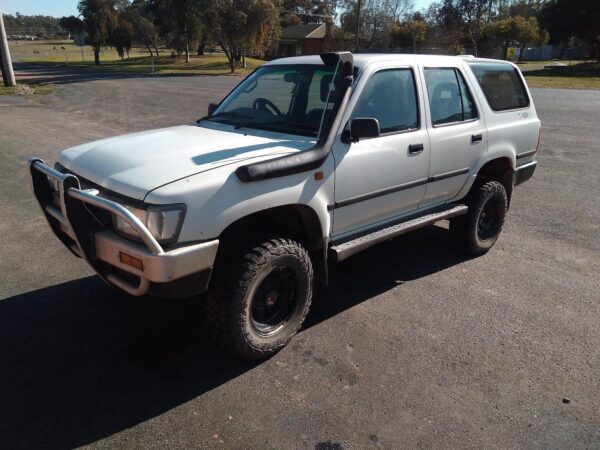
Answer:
[114,204,186,245]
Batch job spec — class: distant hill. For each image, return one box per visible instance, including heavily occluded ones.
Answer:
[3,13,65,39]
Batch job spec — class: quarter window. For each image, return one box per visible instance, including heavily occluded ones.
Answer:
[351,68,419,134]
[468,62,530,111]
[424,68,478,126]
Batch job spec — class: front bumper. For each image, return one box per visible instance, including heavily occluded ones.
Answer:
[29,159,219,297]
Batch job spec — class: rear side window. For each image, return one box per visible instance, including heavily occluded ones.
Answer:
[424,68,478,126]
[351,68,419,134]
[468,62,530,111]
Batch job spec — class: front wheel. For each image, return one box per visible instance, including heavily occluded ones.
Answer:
[204,237,313,360]
[450,180,508,256]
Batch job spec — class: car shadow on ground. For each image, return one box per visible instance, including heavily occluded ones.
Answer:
[0,224,469,449]
[13,62,231,86]
[13,62,157,85]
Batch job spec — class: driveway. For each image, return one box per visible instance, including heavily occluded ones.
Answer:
[0,67,599,449]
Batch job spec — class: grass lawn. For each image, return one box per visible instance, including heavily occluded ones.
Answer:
[9,40,264,75]
[0,83,56,95]
[521,60,600,90]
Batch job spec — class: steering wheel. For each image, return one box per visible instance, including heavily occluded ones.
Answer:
[252,98,284,117]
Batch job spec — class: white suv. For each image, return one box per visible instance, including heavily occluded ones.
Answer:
[29,52,540,359]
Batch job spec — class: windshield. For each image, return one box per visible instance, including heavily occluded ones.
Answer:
[204,65,341,138]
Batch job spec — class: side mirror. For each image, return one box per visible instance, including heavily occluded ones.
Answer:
[346,117,380,143]
[207,103,218,116]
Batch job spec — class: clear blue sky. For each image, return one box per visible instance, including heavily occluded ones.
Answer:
[1,0,436,18]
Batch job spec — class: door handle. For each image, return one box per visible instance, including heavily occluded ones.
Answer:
[471,134,483,144]
[408,143,424,155]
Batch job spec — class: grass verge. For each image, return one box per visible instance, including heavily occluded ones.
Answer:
[23,54,263,75]
[11,40,263,75]
[523,62,600,90]
[0,83,56,95]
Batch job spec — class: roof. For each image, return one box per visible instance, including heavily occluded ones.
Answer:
[280,23,326,40]
[265,53,508,69]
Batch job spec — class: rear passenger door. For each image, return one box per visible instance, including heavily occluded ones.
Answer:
[420,66,487,206]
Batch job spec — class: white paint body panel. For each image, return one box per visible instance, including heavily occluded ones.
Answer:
[331,59,431,237]
[54,54,540,248]
[59,123,313,200]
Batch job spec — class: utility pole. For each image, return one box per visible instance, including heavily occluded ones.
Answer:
[0,7,16,87]
[355,0,361,53]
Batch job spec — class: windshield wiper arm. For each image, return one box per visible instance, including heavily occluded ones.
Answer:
[252,120,318,135]
[196,111,255,123]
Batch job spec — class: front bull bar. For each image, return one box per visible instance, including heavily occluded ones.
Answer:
[29,158,170,296]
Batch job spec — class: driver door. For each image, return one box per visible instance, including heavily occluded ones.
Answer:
[331,66,430,238]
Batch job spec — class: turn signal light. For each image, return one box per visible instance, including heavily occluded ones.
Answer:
[119,252,143,271]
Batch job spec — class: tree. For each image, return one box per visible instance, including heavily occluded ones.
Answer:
[150,0,205,63]
[541,0,600,61]
[488,15,548,60]
[434,0,465,44]
[59,15,85,37]
[456,0,492,56]
[78,0,118,65]
[280,13,302,28]
[132,14,160,56]
[385,0,415,22]
[282,0,337,24]
[208,0,280,73]
[127,1,161,56]
[508,0,546,19]
[390,16,428,52]
[340,0,414,50]
[4,14,64,38]
[436,0,498,56]
[111,16,135,58]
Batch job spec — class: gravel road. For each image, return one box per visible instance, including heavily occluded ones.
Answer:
[0,67,598,449]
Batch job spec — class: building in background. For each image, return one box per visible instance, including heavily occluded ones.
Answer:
[278,23,327,57]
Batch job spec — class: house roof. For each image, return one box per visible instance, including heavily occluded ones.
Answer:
[280,23,326,40]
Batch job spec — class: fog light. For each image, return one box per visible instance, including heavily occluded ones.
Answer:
[119,252,144,271]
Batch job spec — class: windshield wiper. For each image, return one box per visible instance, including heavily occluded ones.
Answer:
[196,111,255,123]
[245,120,318,137]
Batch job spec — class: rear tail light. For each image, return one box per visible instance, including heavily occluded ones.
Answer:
[536,127,542,154]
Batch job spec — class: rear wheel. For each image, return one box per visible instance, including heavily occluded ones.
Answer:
[450,180,508,256]
[205,237,313,360]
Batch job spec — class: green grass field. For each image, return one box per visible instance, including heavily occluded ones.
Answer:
[9,39,264,75]
[7,40,600,88]
[0,84,56,95]
[523,61,600,90]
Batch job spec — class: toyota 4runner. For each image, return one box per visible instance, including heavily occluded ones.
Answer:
[29,52,540,359]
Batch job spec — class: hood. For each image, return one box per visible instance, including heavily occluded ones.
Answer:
[59,124,314,200]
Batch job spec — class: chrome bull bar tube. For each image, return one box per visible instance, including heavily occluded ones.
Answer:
[29,158,163,296]
[67,188,164,256]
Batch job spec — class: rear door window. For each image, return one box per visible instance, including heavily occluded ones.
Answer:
[468,62,530,111]
[424,68,478,126]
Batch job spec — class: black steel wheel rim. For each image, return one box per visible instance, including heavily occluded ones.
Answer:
[251,267,298,336]
[477,197,502,241]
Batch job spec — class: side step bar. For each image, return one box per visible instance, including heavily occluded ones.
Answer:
[330,204,468,262]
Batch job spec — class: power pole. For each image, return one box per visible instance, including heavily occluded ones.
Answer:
[0,7,16,87]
